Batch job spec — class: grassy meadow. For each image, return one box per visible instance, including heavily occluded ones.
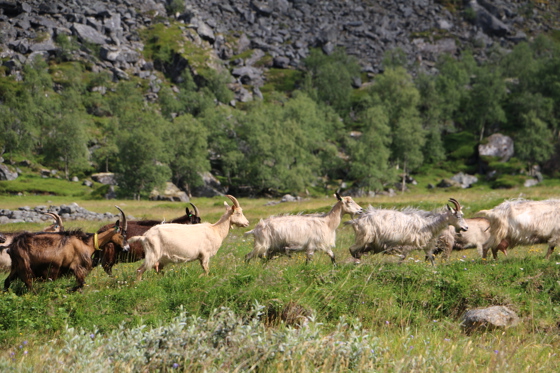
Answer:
[1,184,560,371]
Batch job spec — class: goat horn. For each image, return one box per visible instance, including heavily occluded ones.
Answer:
[190,202,199,217]
[52,213,63,230]
[115,205,127,232]
[448,198,461,211]
[42,212,63,229]
[226,195,241,209]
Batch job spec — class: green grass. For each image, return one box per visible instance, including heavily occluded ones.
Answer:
[1,188,560,371]
[0,175,97,197]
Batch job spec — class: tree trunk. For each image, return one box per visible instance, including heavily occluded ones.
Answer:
[64,156,69,180]
[401,160,407,194]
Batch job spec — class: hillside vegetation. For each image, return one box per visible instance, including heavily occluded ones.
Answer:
[1,3,560,198]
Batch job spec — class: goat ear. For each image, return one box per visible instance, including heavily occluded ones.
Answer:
[446,205,452,211]
[334,192,342,201]
[114,220,121,232]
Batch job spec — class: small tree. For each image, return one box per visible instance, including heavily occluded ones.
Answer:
[348,105,393,192]
[43,111,91,179]
[165,114,210,196]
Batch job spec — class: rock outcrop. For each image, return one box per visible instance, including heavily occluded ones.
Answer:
[0,0,557,105]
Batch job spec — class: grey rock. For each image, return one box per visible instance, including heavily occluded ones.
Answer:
[91,172,116,185]
[281,194,299,202]
[232,66,263,86]
[0,164,18,181]
[29,39,57,53]
[468,0,510,37]
[478,133,514,162]
[273,56,290,68]
[450,172,478,188]
[524,179,539,188]
[192,172,225,197]
[436,178,462,188]
[236,33,251,54]
[149,182,189,202]
[461,306,519,333]
[197,22,215,43]
[72,22,108,44]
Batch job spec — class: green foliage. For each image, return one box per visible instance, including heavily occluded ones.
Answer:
[303,48,361,114]
[165,114,210,193]
[491,174,527,189]
[198,68,234,104]
[369,67,425,171]
[4,32,560,196]
[0,174,93,196]
[348,106,394,191]
[487,157,526,175]
[140,23,183,64]
[166,0,185,15]
[444,131,478,160]
[382,47,408,69]
[235,93,335,193]
[53,34,80,62]
[42,109,92,180]
[262,68,303,95]
[514,111,555,165]
[115,112,172,198]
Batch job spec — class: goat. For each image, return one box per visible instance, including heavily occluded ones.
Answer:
[477,198,560,259]
[92,203,201,276]
[347,198,468,265]
[436,218,509,260]
[1,212,65,273]
[3,207,129,292]
[244,193,363,264]
[130,195,248,280]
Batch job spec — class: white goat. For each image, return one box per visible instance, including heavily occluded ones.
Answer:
[130,195,249,280]
[244,193,363,264]
[436,217,509,260]
[477,198,560,259]
[347,198,468,265]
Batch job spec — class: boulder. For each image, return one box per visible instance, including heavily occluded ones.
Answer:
[450,172,478,188]
[91,172,116,185]
[72,23,108,45]
[461,306,519,334]
[0,164,18,181]
[192,172,225,197]
[436,178,462,188]
[467,0,511,37]
[197,22,215,43]
[150,182,189,202]
[524,179,539,188]
[478,133,514,162]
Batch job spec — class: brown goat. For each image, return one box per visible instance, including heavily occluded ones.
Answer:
[4,207,128,292]
[92,203,201,276]
[1,212,65,273]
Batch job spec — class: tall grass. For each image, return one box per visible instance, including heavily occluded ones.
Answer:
[1,187,560,371]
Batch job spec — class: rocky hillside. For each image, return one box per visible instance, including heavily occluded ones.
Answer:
[1,0,558,103]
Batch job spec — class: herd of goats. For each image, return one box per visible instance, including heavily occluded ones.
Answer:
[0,193,559,293]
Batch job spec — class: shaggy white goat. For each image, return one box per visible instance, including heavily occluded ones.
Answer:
[130,195,249,279]
[347,198,468,265]
[244,193,363,263]
[477,198,560,259]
